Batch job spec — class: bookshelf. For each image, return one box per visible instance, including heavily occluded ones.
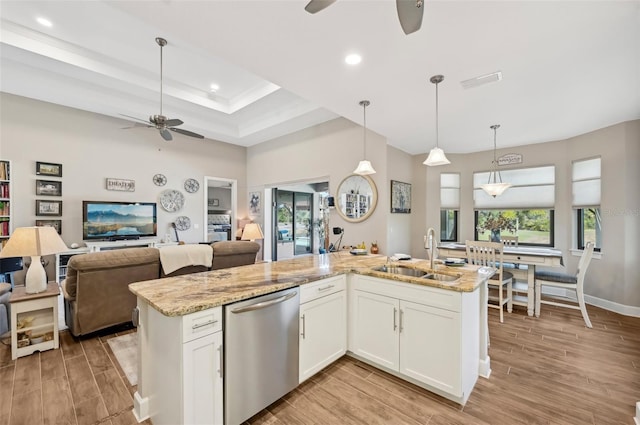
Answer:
[0,160,11,250]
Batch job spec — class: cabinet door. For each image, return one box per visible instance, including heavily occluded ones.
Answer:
[399,300,461,396]
[299,290,346,383]
[351,290,399,371]
[183,331,223,425]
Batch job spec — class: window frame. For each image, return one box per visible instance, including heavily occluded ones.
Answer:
[440,209,458,242]
[473,209,555,247]
[577,207,602,252]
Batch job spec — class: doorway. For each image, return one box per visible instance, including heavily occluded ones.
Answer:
[203,177,237,243]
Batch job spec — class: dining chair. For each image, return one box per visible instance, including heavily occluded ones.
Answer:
[465,240,513,323]
[534,242,594,328]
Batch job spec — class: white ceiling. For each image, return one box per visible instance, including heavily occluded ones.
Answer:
[1,1,638,155]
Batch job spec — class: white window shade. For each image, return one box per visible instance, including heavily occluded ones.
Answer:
[473,166,555,209]
[572,158,601,207]
[440,173,460,209]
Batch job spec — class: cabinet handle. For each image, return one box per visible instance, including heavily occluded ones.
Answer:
[192,319,218,330]
[393,308,397,331]
[399,309,404,333]
[217,344,223,378]
[317,284,335,292]
[301,314,306,339]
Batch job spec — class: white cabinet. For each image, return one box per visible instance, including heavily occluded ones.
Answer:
[349,275,479,404]
[299,275,346,383]
[136,303,223,425]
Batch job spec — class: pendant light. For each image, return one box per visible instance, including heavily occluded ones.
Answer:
[353,100,376,175]
[480,124,512,197]
[423,75,451,166]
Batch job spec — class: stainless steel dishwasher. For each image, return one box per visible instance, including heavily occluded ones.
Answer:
[224,287,299,425]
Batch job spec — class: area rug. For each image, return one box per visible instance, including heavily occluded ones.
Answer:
[107,332,138,386]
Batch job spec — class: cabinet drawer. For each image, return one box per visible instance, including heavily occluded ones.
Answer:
[300,275,346,304]
[182,306,222,343]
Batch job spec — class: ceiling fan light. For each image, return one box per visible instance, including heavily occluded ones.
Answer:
[353,160,376,175]
[423,147,451,166]
[480,182,512,198]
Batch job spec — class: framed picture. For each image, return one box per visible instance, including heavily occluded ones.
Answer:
[249,192,261,215]
[106,178,135,192]
[36,161,62,177]
[35,179,62,196]
[36,200,62,216]
[36,219,62,234]
[390,180,411,213]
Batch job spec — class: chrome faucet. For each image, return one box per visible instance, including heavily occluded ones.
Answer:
[425,227,437,270]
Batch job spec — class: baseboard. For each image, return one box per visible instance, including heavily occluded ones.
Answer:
[635,401,639,425]
[478,356,491,379]
[584,294,640,318]
[541,288,640,318]
[133,391,149,423]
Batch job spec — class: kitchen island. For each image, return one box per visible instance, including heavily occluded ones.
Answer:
[129,252,493,424]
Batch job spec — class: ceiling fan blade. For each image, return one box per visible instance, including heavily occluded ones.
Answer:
[304,0,336,14]
[121,122,152,130]
[120,113,151,124]
[170,128,205,139]
[396,0,424,35]
[164,118,184,127]
[160,128,173,141]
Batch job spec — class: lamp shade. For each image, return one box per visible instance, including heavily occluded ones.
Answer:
[353,160,376,175]
[241,223,264,241]
[0,226,68,258]
[480,182,512,198]
[423,147,451,166]
[0,226,68,293]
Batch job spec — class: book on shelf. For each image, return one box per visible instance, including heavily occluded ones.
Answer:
[0,161,8,181]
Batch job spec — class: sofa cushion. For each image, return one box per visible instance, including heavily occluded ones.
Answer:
[65,248,160,298]
[211,241,260,270]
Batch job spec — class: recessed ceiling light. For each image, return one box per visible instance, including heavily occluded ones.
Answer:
[210,83,220,92]
[36,17,53,28]
[345,54,362,65]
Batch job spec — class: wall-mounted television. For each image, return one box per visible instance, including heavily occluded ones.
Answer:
[83,201,157,241]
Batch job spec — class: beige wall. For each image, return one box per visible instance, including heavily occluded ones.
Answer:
[414,120,640,308]
[386,145,413,256]
[0,93,247,246]
[246,118,390,254]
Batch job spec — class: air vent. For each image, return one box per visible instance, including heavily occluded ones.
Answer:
[461,71,503,89]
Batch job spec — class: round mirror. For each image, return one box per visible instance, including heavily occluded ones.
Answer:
[335,174,378,223]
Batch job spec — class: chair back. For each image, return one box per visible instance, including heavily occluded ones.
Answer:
[465,240,505,280]
[576,242,595,286]
[500,235,519,246]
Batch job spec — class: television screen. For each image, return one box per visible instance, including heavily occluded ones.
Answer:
[83,201,157,240]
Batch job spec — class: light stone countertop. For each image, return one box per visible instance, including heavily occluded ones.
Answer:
[129,251,490,317]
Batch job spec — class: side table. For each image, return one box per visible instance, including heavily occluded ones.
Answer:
[10,282,60,360]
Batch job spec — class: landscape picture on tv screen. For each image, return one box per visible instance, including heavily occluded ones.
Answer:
[83,201,157,240]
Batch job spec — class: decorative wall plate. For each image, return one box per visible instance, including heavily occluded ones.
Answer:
[184,178,200,193]
[174,216,191,231]
[153,173,167,186]
[160,189,185,212]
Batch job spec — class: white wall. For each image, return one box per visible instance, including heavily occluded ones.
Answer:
[414,120,640,308]
[246,118,390,254]
[0,93,247,246]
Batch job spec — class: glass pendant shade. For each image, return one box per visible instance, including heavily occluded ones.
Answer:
[354,100,376,175]
[481,124,511,197]
[424,75,450,167]
[423,147,450,166]
[353,160,376,175]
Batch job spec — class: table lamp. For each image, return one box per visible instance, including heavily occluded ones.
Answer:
[240,223,264,241]
[0,226,68,293]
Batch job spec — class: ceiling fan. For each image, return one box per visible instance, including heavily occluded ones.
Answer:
[305,0,424,35]
[122,37,204,141]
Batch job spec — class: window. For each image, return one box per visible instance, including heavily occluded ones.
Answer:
[573,157,601,251]
[440,173,459,242]
[473,165,556,246]
[474,209,554,246]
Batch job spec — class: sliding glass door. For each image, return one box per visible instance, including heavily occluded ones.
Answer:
[272,189,313,260]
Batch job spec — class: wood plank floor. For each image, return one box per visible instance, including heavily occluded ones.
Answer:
[0,303,638,425]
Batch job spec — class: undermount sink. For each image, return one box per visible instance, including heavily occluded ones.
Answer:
[373,265,427,278]
[372,265,460,282]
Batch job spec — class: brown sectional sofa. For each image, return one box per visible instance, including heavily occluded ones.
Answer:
[62,241,259,337]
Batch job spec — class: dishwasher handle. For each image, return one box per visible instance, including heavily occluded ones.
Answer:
[231,291,297,314]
